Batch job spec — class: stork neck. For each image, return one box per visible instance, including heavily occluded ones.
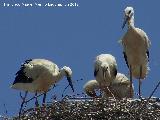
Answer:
[58,69,66,80]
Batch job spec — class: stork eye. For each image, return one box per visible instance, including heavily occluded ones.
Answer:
[128,10,131,14]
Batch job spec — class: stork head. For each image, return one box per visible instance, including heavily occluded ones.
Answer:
[62,66,74,92]
[122,6,134,29]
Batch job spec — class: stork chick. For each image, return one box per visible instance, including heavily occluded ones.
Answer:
[84,73,134,99]
[94,54,117,95]
[83,80,99,97]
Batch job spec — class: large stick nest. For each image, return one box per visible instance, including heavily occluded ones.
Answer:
[12,97,160,120]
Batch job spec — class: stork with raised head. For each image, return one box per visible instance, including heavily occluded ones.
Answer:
[121,6,151,98]
[11,59,74,113]
[84,73,134,98]
[94,54,117,95]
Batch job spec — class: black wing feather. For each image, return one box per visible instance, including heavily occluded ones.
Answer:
[94,68,99,77]
[146,50,149,62]
[113,66,117,77]
[13,59,33,85]
[123,51,129,68]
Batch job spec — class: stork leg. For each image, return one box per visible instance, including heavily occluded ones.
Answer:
[35,92,39,107]
[139,66,142,99]
[42,92,47,106]
[129,65,133,98]
[19,91,28,117]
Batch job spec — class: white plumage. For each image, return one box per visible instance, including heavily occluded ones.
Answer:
[83,80,99,97]
[83,73,134,99]
[11,59,74,104]
[94,54,117,88]
[121,7,151,98]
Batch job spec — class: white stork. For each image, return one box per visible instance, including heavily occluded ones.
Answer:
[121,6,151,98]
[84,73,134,99]
[11,59,74,106]
[94,54,117,95]
[83,80,99,97]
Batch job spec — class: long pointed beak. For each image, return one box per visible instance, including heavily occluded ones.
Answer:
[103,69,107,79]
[122,15,129,29]
[67,77,74,92]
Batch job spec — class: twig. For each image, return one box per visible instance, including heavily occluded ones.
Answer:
[18,85,56,118]
[140,80,160,111]
[76,78,83,82]
[61,78,83,97]
[19,91,28,118]
[107,87,116,100]
[147,80,160,102]
[25,86,55,103]
[3,103,8,116]
[20,92,23,99]
[62,84,70,97]
[68,97,94,100]
[25,93,44,103]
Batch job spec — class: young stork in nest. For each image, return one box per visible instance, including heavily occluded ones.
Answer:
[94,54,117,96]
[121,7,151,98]
[84,73,134,99]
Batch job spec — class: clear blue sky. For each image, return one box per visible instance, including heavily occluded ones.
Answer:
[0,0,159,117]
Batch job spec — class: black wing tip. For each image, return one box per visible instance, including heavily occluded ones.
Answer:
[146,50,149,62]
[15,59,32,75]
[114,68,118,77]
[13,73,33,84]
[123,51,129,68]
[24,59,32,64]
[21,59,32,67]
[94,69,99,77]
[13,59,33,84]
